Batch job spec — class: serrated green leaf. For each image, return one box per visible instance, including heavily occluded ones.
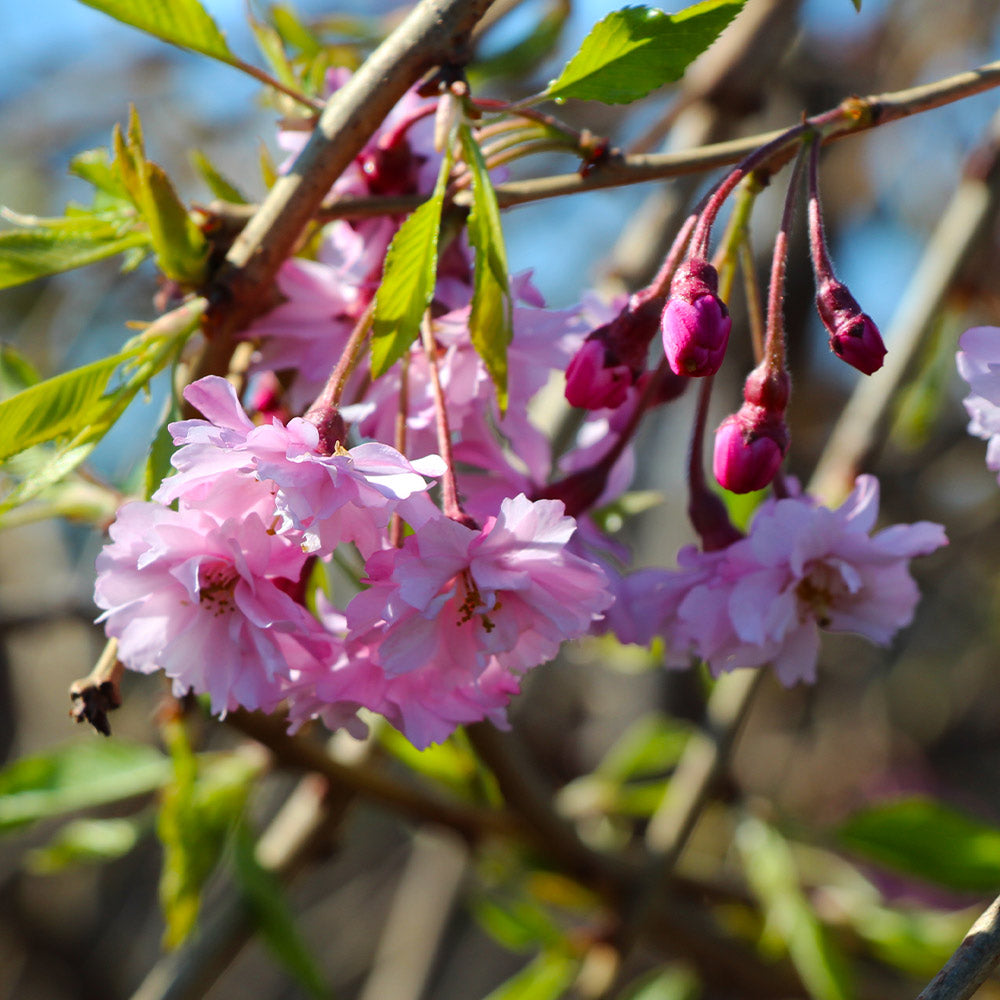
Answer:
[112,109,209,285]
[190,150,249,204]
[0,222,148,290]
[839,797,1000,892]
[28,816,145,873]
[738,817,853,1000]
[76,0,235,62]
[0,742,171,833]
[371,146,454,378]
[0,346,143,463]
[482,950,578,1000]
[546,1,746,104]
[459,125,511,409]
[232,825,332,999]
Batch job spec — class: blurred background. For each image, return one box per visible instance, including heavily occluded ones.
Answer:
[4,1,1000,998]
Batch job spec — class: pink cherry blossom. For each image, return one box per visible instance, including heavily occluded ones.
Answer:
[675,475,946,685]
[347,495,613,686]
[157,376,444,556]
[956,326,1000,472]
[95,501,332,715]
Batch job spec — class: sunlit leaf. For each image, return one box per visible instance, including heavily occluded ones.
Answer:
[0,741,171,833]
[0,220,147,290]
[546,1,746,104]
[233,826,332,999]
[738,816,853,1000]
[28,816,145,873]
[190,150,249,204]
[459,125,511,409]
[371,146,454,378]
[839,797,1000,892]
[482,949,579,1000]
[76,0,235,62]
[157,721,258,948]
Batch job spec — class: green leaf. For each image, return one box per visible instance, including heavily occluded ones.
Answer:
[737,817,853,1000]
[546,1,746,104]
[190,150,249,204]
[232,826,332,999]
[158,721,258,948]
[371,145,454,378]
[838,797,1000,893]
[0,346,144,463]
[270,4,323,58]
[28,816,145,873]
[851,0,862,10]
[459,126,512,409]
[482,950,579,1000]
[69,147,130,201]
[472,0,570,81]
[596,713,691,781]
[112,109,209,284]
[145,392,182,500]
[0,741,171,833]
[76,0,235,62]
[622,965,701,1000]
[0,344,41,396]
[379,727,480,799]
[0,219,147,290]
[249,16,301,91]
[472,894,566,952]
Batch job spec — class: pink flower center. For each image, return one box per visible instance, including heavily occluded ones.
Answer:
[795,561,849,627]
[198,561,240,618]
[455,570,497,633]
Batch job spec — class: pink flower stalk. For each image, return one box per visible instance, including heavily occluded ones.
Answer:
[956,326,1000,472]
[346,494,613,683]
[808,142,886,375]
[816,277,887,375]
[159,376,445,557]
[95,502,333,715]
[661,258,732,377]
[676,475,946,685]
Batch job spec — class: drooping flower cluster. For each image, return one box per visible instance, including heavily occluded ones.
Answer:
[93,76,949,750]
[606,477,946,685]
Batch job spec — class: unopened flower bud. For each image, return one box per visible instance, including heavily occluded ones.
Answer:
[713,405,789,494]
[565,294,664,410]
[816,278,886,375]
[662,259,731,377]
[565,338,632,410]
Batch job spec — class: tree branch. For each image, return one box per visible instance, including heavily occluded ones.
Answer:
[916,893,1000,1000]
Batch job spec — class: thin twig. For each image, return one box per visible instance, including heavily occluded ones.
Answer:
[916,893,1000,1000]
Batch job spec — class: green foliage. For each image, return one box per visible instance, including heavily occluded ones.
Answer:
[0,741,171,833]
[838,796,1000,892]
[472,0,570,81]
[0,345,143,464]
[379,727,488,801]
[459,125,512,410]
[546,1,746,104]
[472,892,567,952]
[76,0,234,62]
[112,108,209,285]
[0,299,203,512]
[0,345,40,395]
[190,150,250,204]
[0,216,148,291]
[232,826,333,999]
[623,966,701,1000]
[482,949,579,1000]
[737,816,853,1000]
[157,720,260,948]
[145,392,183,500]
[371,145,455,378]
[28,816,145,873]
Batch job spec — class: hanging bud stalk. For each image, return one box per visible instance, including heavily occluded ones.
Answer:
[808,140,887,374]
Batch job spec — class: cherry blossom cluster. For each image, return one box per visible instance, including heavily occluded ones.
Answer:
[94,77,948,748]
